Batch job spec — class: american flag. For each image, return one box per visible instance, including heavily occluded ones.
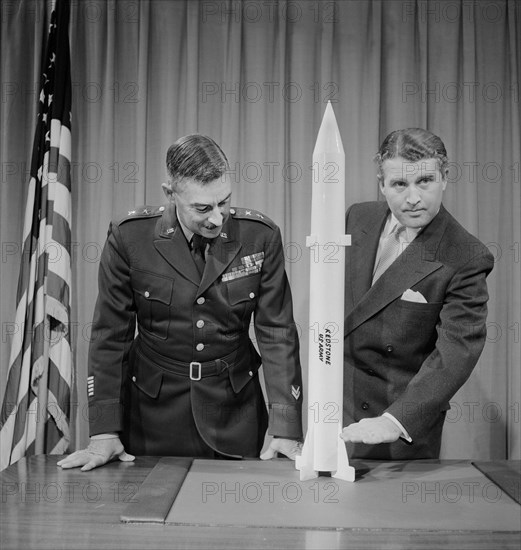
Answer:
[0,0,73,470]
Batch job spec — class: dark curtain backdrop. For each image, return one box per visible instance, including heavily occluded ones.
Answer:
[1,0,519,459]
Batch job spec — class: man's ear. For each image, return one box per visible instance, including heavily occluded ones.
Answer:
[377,176,386,196]
[441,170,448,191]
[162,181,174,199]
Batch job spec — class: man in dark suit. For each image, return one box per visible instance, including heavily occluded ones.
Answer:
[59,134,302,471]
[340,128,494,459]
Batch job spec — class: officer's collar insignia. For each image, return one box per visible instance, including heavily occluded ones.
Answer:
[220,232,228,239]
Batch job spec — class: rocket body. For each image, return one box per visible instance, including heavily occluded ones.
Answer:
[296,102,355,482]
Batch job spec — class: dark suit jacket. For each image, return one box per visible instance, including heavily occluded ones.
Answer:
[343,202,494,459]
[87,204,303,458]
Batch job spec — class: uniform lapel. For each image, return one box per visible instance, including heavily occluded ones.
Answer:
[344,205,449,337]
[153,205,201,286]
[197,216,242,298]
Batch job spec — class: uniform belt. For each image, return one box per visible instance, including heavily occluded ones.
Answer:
[136,340,240,380]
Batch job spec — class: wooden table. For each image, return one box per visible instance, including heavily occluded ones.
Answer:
[1,456,519,549]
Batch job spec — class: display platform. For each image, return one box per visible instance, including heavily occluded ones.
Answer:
[168,459,519,529]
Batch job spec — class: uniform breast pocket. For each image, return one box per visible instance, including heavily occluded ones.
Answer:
[226,274,261,317]
[131,269,173,340]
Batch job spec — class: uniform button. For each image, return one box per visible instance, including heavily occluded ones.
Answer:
[144,291,150,298]
[196,320,205,328]
[196,343,205,351]
[248,371,253,376]
[367,369,375,376]
[159,206,165,212]
[197,297,205,305]
[249,292,255,299]
[386,344,394,353]
[132,376,136,383]
[230,208,236,215]
[361,402,369,410]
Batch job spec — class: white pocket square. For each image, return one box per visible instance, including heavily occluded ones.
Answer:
[401,289,428,303]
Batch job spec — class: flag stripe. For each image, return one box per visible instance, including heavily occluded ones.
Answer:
[47,276,71,319]
[48,211,72,252]
[11,363,33,451]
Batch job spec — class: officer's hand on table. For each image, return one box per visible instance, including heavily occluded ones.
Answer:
[57,434,135,471]
[260,437,303,460]
[340,416,401,445]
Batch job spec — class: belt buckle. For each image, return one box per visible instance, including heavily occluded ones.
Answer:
[190,361,202,381]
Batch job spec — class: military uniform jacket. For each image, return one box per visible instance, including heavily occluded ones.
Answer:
[88,204,303,458]
[344,202,494,459]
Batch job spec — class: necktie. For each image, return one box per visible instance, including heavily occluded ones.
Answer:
[190,234,207,276]
[372,225,405,284]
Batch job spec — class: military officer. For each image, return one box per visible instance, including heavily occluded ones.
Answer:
[58,134,303,471]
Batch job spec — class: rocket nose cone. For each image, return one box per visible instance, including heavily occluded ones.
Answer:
[314,101,344,154]
[324,101,335,118]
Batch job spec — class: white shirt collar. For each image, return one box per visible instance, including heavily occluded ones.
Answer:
[385,213,422,243]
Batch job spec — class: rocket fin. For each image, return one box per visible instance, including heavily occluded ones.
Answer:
[332,429,356,482]
[295,424,318,481]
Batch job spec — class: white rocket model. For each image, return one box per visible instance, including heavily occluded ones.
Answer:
[295,102,355,482]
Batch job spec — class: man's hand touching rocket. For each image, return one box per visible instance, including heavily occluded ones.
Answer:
[340,416,402,445]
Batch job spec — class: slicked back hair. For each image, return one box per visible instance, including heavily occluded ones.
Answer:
[166,134,229,189]
[374,128,449,182]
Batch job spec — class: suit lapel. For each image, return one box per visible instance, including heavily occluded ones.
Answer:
[345,205,449,336]
[349,203,388,306]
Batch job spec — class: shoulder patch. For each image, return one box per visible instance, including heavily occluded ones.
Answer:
[117,205,165,225]
[230,207,276,229]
